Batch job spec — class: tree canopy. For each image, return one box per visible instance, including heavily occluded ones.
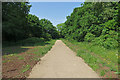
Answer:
[60,2,118,49]
[2,2,59,42]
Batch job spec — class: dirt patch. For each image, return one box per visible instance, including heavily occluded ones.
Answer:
[95,64,118,78]
[89,53,118,78]
[2,52,41,79]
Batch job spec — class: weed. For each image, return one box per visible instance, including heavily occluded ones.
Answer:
[18,57,24,60]
[105,69,109,72]
[34,57,40,61]
[2,60,7,63]
[21,65,30,73]
[61,39,117,78]
[3,39,56,78]
[100,70,105,76]
[26,40,56,56]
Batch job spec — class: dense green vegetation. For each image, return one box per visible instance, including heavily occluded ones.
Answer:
[62,39,118,77]
[2,2,59,42]
[2,37,55,55]
[3,39,56,56]
[58,2,118,49]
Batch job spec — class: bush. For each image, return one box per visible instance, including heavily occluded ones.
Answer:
[66,37,75,42]
[84,33,95,42]
[101,29,118,40]
[92,29,118,49]
[103,38,118,49]
[43,33,52,41]
[92,35,118,49]
[20,37,45,43]
[17,37,45,46]
[92,35,105,46]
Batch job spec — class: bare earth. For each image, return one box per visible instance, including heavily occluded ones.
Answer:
[28,40,100,78]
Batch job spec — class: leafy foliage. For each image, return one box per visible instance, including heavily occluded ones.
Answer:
[2,2,31,41]
[2,2,59,42]
[62,39,118,78]
[60,2,118,49]
[84,33,95,42]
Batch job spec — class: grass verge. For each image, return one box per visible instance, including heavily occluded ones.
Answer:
[61,39,118,78]
[2,39,56,78]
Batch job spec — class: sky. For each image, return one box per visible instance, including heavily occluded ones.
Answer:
[29,2,84,26]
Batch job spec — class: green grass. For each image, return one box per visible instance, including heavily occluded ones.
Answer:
[3,38,56,61]
[114,72,120,75]
[3,39,56,59]
[33,57,40,61]
[26,39,56,56]
[17,56,24,60]
[2,37,45,47]
[21,65,31,73]
[2,60,7,63]
[3,37,56,56]
[2,38,56,78]
[74,42,118,64]
[100,70,106,76]
[61,39,118,77]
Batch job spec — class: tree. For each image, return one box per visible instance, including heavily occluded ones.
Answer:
[2,2,59,42]
[39,19,59,40]
[2,2,31,41]
[60,2,118,48]
[27,14,42,38]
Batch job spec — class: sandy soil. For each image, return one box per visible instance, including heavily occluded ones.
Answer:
[28,40,100,78]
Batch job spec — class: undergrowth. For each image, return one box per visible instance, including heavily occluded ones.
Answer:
[61,39,118,78]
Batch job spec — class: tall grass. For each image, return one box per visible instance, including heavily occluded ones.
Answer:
[26,40,56,56]
[2,37,56,55]
[61,39,118,77]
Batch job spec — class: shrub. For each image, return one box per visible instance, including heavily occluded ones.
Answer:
[84,33,95,42]
[20,37,45,43]
[92,35,118,49]
[17,37,45,46]
[100,70,105,76]
[92,29,118,49]
[103,38,118,49]
[101,29,118,40]
[43,33,52,41]
[92,35,105,46]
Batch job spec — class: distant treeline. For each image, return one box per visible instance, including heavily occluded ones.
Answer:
[57,2,119,49]
[2,2,59,42]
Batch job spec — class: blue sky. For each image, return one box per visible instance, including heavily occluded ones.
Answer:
[29,2,84,26]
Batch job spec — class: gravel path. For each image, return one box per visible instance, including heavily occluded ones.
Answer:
[28,40,100,78]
